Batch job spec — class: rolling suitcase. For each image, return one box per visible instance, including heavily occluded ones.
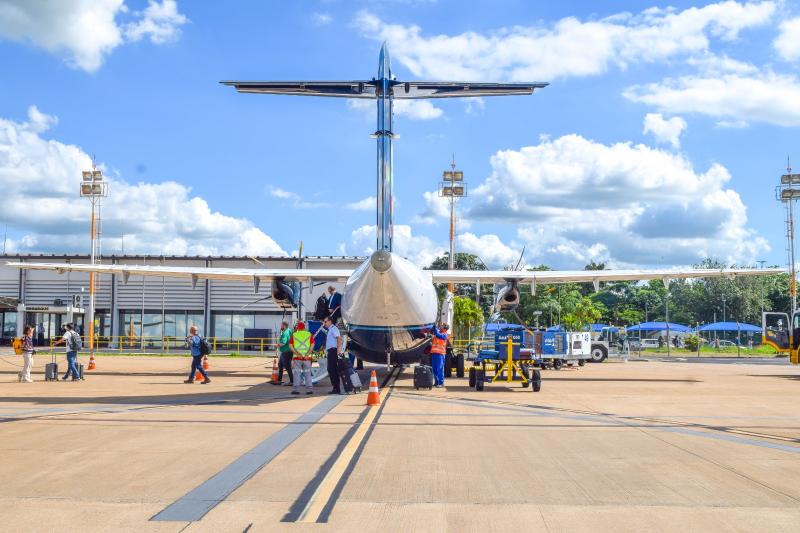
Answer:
[341,357,362,392]
[45,353,58,382]
[76,363,84,380]
[336,357,354,394]
[414,365,434,390]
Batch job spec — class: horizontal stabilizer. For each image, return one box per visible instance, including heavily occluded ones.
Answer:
[392,81,548,99]
[220,81,376,98]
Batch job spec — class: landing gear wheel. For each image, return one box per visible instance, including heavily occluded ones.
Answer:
[531,369,542,392]
[444,354,453,378]
[475,371,485,391]
[553,359,563,370]
[578,359,585,367]
[468,367,476,388]
[456,354,465,378]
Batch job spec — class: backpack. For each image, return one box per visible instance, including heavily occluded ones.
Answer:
[68,331,83,351]
[199,337,211,356]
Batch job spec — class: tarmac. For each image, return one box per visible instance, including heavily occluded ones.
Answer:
[1,352,799,532]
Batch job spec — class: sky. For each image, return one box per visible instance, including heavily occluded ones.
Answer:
[0,0,797,270]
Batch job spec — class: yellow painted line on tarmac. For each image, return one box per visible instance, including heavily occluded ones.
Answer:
[296,369,398,523]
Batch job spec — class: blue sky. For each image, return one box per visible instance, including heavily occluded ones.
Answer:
[0,0,797,269]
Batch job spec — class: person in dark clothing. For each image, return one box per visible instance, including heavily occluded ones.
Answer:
[277,321,293,386]
[327,286,342,323]
[184,325,210,384]
[314,293,330,321]
[323,315,342,394]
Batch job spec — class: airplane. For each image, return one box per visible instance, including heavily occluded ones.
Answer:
[8,44,783,366]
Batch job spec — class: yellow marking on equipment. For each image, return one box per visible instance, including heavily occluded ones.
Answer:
[296,370,397,523]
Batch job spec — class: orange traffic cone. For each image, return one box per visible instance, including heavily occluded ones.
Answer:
[270,357,279,384]
[195,370,203,381]
[202,356,209,370]
[366,371,380,407]
[87,354,96,371]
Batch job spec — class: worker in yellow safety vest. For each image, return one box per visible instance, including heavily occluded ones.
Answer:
[430,323,449,388]
[290,321,314,395]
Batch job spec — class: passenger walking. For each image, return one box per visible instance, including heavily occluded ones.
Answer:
[430,323,449,388]
[184,325,211,384]
[277,321,294,386]
[290,321,314,395]
[323,315,342,394]
[19,325,35,383]
[53,323,82,381]
[327,286,342,324]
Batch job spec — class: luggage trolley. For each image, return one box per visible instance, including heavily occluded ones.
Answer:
[468,330,542,392]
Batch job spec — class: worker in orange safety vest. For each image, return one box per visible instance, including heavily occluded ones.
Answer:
[430,323,449,388]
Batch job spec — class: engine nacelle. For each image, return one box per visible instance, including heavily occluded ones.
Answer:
[493,282,520,314]
[272,278,298,308]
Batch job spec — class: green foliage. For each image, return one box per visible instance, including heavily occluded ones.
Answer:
[683,334,700,351]
[452,296,483,340]
[562,297,605,330]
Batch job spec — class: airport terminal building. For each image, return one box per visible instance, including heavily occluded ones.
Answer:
[0,254,363,347]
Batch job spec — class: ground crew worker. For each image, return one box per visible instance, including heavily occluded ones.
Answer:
[430,323,449,388]
[277,321,293,386]
[290,321,314,395]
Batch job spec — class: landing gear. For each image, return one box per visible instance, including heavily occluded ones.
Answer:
[553,359,563,370]
[531,369,542,392]
[468,366,476,388]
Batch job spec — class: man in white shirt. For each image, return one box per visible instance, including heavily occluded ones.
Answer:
[52,323,82,381]
[323,315,342,394]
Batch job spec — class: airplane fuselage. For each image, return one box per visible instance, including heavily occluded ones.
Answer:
[342,250,439,365]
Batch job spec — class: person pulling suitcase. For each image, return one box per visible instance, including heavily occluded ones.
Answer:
[52,323,83,381]
[323,316,342,394]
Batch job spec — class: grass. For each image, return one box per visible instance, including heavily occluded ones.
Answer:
[631,345,781,356]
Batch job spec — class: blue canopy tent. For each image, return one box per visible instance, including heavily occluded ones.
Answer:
[695,321,762,346]
[627,322,692,333]
[484,322,526,334]
[696,322,761,333]
[545,325,564,332]
[583,323,620,333]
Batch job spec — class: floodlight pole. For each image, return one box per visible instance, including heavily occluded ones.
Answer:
[80,167,107,363]
[778,162,799,315]
[440,156,467,294]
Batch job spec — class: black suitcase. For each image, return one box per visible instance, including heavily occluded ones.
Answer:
[76,363,84,380]
[414,365,434,390]
[339,357,362,392]
[45,362,59,381]
[336,357,354,394]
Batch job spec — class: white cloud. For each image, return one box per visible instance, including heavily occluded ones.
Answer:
[312,13,333,26]
[124,0,188,44]
[347,98,443,120]
[469,134,767,268]
[774,16,800,61]
[354,2,775,81]
[455,232,521,268]
[345,196,376,211]
[643,113,686,148]
[0,106,286,256]
[266,186,328,209]
[624,69,800,127]
[346,224,446,267]
[0,0,188,72]
[413,190,450,224]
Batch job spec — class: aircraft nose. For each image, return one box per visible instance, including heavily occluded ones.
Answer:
[370,250,392,273]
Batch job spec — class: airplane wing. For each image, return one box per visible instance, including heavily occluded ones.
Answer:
[428,267,785,286]
[220,81,377,98]
[392,81,549,99]
[6,262,353,284]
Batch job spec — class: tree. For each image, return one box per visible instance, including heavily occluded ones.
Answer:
[452,296,483,340]
[562,296,605,330]
[426,253,493,317]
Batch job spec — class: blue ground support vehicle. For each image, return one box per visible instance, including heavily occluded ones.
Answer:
[468,328,542,392]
